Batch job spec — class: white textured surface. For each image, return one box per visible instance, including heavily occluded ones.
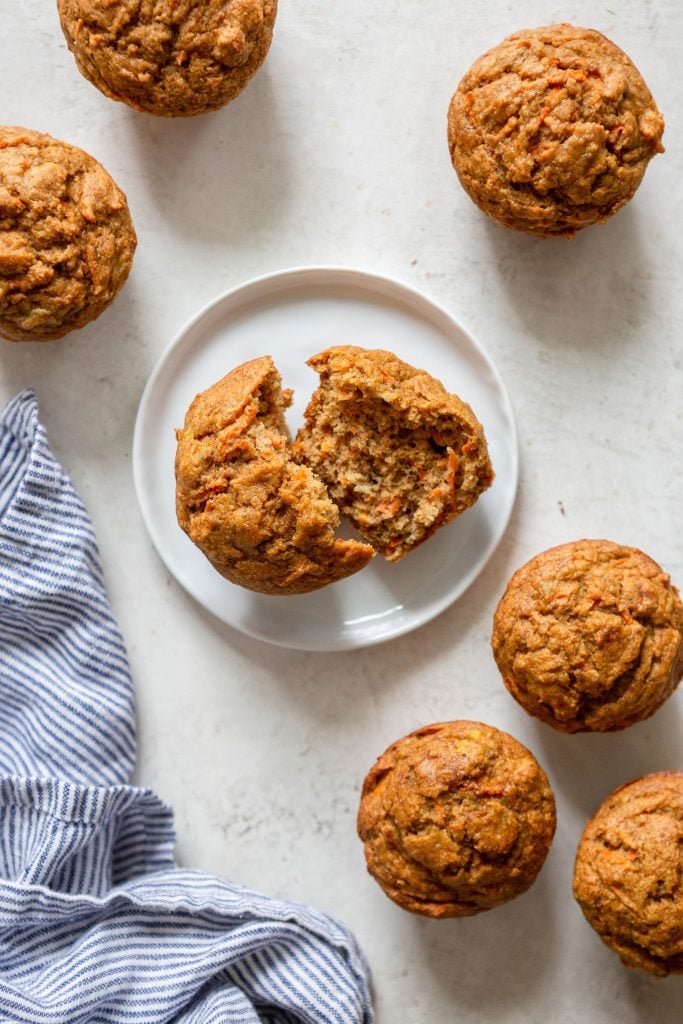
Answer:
[1,1,682,1021]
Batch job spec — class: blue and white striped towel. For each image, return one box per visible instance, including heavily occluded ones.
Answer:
[0,390,374,1024]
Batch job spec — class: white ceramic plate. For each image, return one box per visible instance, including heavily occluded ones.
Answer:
[133,266,517,651]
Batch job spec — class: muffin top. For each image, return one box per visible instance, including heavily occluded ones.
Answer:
[357,720,556,917]
[175,356,374,595]
[448,24,664,236]
[492,539,683,732]
[58,0,277,116]
[573,772,683,976]
[0,126,135,341]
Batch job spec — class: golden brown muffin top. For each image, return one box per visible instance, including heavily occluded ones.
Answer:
[573,772,683,976]
[58,0,277,116]
[0,126,135,341]
[357,721,556,917]
[448,24,664,236]
[175,356,374,595]
[492,539,683,732]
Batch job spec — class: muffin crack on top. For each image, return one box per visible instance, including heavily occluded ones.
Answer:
[448,24,664,236]
[175,355,375,595]
[357,721,556,917]
[58,0,278,116]
[0,126,136,342]
[65,1,260,74]
[573,772,683,976]
[492,540,683,732]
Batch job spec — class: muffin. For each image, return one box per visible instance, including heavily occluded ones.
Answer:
[492,540,683,732]
[57,0,277,116]
[448,24,664,237]
[175,356,374,595]
[357,721,556,917]
[295,346,493,562]
[0,127,136,342]
[573,772,683,976]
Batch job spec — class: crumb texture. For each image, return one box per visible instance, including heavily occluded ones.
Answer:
[58,0,277,116]
[295,346,493,562]
[0,126,135,342]
[573,772,683,976]
[357,721,556,917]
[492,539,683,732]
[175,356,374,595]
[448,23,664,236]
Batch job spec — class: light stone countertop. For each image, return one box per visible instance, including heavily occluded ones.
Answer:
[2,1,682,1021]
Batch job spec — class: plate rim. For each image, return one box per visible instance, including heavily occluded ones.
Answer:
[132,264,519,651]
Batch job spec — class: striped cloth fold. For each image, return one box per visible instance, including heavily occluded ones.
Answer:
[0,391,374,1024]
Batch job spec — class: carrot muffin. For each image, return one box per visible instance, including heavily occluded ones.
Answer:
[58,0,277,116]
[573,772,683,976]
[175,356,374,595]
[295,346,493,562]
[492,540,683,732]
[357,721,556,917]
[0,126,135,342]
[448,24,664,237]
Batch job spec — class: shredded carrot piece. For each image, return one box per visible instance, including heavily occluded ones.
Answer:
[465,91,476,127]
[376,497,401,516]
[445,450,459,509]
